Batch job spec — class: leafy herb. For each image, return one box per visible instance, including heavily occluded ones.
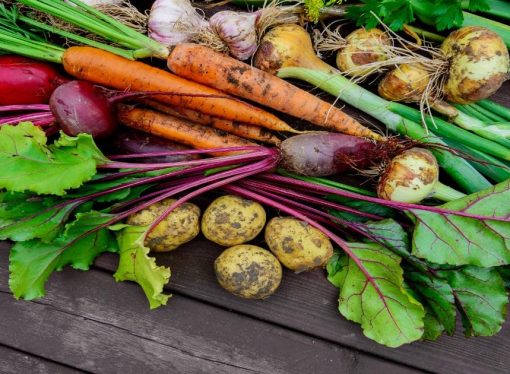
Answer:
[344,0,490,31]
[0,123,108,195]
[113,225,171,309]
[9,211,118,300]
[411,180,510,267]
[327,243,425,347]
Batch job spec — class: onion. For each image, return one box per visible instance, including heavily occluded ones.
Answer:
[254,24,335,75]
[378,64,431,103]
[336,28,391,77]
[441,26,510,104]
[378,148,465,203]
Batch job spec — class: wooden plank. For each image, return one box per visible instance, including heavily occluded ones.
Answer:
[90,238,510,374]
[0,345,81,374]
[0,248,416,374]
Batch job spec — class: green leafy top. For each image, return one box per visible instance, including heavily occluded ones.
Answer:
[0,123,108,195]
[344,0,490,31]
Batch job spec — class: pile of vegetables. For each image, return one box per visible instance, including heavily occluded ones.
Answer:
[1,0,510,349]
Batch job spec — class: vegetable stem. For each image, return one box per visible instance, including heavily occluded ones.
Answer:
[276,67,492,193]
[432,182,466,202]
[478,100,510,122]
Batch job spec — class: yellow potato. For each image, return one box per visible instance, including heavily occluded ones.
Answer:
[214,244,282,299]
[265,217,333,272]
[202,195,266,246]
[127,198,200,252]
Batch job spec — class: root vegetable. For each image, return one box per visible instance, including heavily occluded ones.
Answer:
[202,195,266,246]
[111,128,201,163]
[49,80,117,138]
[0,55,69,106]
[127,198,200,252]
[377,148,465,203]
[214,244,282,299]
[265,217,333,272]
[378,64,431,103]
[441,26,510,104]
[336,28,391,77]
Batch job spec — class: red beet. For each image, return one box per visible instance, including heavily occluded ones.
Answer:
[279,132,379,176]
[50,80,118,139]
[0,55,69,105]
[111,128,201,163]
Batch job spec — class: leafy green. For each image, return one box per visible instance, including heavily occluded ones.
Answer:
[362,219,410,256]
[304,0,341,22]
[412,180,510,267]
[0,123,108,195]
[345,0,490,31]
[0,192,76,242]
[405,271,456,335]
[439,266,508,337]
[327,243,425,347]
[113,225,171,309]
[422,310,445,341]
[9,211,118,300]
[328,195,396,223]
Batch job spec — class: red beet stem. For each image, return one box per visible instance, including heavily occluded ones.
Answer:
[145,157,278,236]
[0,104,51,113]
[107,146,269,160]
[259,174,510,222]
[240,179,383,221]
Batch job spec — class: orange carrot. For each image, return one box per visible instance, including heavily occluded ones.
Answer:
[145,100,282,145]
[61,46,295,132]
[117,105,256,154]
[167,44,384,141]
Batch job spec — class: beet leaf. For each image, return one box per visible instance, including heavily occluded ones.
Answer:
[9,211,118,300]
[438,266,508,337]
[412,180,510,267]
[405,271,456,335]
[113,225,171,309]
[0,192,78,242]
[0,123,108,195]
[327,243,425,347]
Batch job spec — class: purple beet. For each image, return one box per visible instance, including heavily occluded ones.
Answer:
[49,80,117,139]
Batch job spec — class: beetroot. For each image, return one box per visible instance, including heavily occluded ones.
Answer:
[0,55,69,105]
[50,81,117,139]
[111,129,201,163]
[279,132,378,176]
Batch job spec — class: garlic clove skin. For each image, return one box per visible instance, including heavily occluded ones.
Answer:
[148,0,208,46]
[377,148,439,203]
[209,11,259,61]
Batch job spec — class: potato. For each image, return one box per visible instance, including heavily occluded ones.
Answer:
[265,217,333,272]
[202,195,266,246]
[127,198,200,252]
[214,244,282,299]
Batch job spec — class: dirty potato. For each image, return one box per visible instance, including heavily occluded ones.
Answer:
[127,198,200,252]
[214,244,282,299]
[265,217,333,272]
[202,195,266,246]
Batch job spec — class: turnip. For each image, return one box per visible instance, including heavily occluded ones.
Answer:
[0,55,69,105]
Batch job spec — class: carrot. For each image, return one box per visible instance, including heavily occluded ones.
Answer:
[61,46,295,132]
[117,104,256,154]
[145,100,282,145]
[167,44,384,141]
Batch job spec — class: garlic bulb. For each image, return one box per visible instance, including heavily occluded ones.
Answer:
[209,11,259,61]
[148,0,208,46]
